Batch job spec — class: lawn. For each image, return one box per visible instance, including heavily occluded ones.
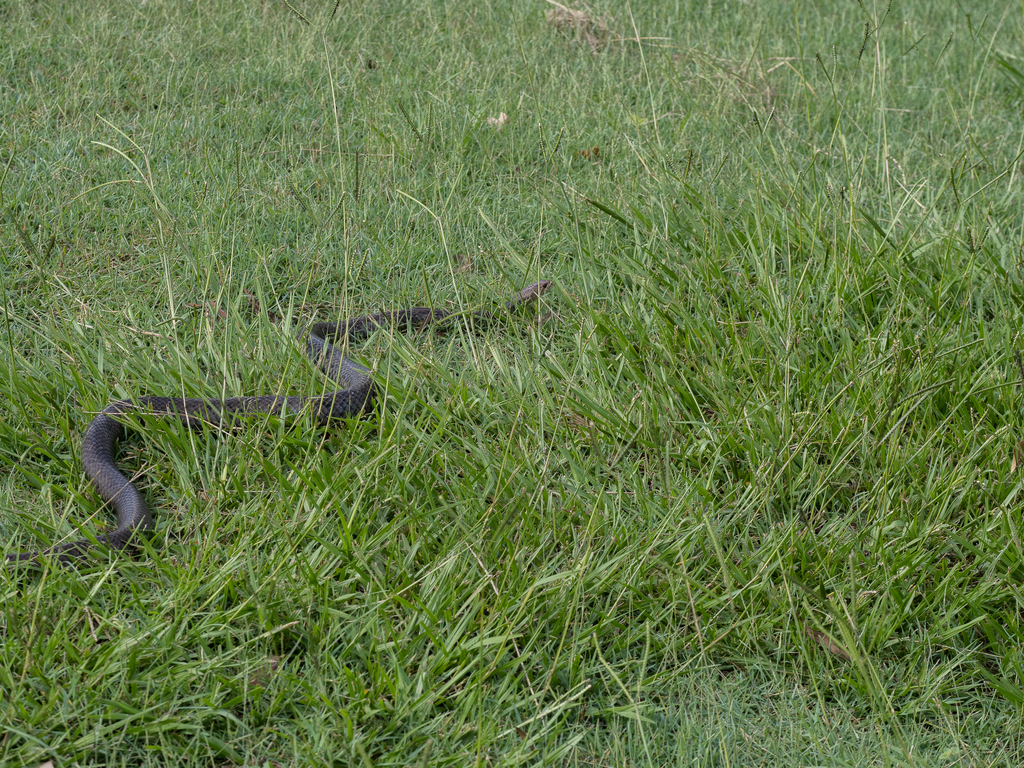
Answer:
[2,0,1024,765]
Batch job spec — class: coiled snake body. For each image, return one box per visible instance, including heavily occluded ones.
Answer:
[5,280,551,567]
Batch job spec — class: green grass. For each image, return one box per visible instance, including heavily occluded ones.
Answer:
[2,0,1024,764]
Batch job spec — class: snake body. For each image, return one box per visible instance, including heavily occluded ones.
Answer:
[5,280,551,567]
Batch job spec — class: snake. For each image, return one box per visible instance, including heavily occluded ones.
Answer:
[4,280,552,567]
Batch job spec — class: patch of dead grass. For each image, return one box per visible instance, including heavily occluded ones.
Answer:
[544,1,615,52]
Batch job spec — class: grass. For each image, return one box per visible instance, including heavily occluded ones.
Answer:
[2,0,1024,764]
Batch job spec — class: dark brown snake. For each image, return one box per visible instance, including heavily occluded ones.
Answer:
[4,280,552,567]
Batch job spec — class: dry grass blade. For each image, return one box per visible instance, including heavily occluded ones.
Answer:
[806,628,851,662]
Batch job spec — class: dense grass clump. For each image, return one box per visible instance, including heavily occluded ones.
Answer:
[2,0,1024,764]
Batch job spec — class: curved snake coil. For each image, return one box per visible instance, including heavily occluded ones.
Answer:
[4,280,552,567]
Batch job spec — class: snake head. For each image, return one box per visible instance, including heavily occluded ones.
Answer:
[518,280,553,303]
